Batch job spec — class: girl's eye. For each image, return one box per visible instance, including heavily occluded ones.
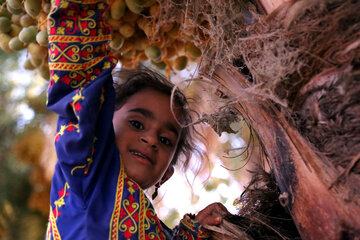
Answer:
[159,136,172,146]
[129,120,144,130]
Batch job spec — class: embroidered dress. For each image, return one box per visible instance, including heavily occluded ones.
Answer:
[46,0,209,239]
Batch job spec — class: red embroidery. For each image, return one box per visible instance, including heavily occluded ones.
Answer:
[74,102,82,112]
[58,189,64,197]
[123,228,132,239]
[80,50,89,58]
[52,208,61,218]
[58,42,68,51]
[120,208,127,219]
[61,75,71,85]
[66,123,76,131]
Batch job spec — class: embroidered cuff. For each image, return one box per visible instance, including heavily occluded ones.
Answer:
[177,214,210,239]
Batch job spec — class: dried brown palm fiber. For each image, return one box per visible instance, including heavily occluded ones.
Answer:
[293,66,360,176]
[232,168,300,240]
[228,0,360,104]
[230,0,360,187]
[196,0,360,193]
[206,219,252,240]
[206,65,360,239]
[204,168,300,240]
[192,106,240,136]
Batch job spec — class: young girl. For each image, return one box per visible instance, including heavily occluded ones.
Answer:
[46,0,228,239]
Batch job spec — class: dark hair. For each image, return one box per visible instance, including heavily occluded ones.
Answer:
[113,68,195,168]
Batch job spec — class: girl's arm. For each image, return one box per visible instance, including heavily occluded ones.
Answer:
[47,0,117,195]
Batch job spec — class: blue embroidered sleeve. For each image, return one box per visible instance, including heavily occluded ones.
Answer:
[47,0,117,195]
[173,214,210,239]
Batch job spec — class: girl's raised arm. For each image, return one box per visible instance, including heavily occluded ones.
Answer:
[47,0,117,197]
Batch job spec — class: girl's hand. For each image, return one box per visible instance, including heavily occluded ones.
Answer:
[195,202,230,226]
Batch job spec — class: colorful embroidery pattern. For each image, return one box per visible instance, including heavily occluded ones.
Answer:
[178,215,210,239]
[48,207,62,240]
[48,0,112,90]
[118,190,140,238]
[109,162,168,240]
[109,163,125,240]
[54,122,79,142]
[47,183,70,240]
[139,191,146,239]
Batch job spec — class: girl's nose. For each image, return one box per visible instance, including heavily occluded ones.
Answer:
[140,136,158,150]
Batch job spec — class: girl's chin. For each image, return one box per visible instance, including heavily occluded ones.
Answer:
[123,168,152,189]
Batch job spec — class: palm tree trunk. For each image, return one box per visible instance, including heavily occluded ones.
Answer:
[207,65,360,240]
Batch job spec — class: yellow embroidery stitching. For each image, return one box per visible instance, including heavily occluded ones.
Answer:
[71,87,85,120]
[70,157,92,175]
[60,0,68,8]
[119,199,139,235]
[49,56,104,71]
[52,74,60,83]
[49,182,70,240]
[46,215,52,240]
[71,137,96,175]
[145,202,157,227]
[54,182,70,209]
[79,11,96,36]
[48,35,112,44]
[54,123,79,142]
[72,89,84,103]
[148,232,161,239]
[109,162,125,240]
[57,27,65,35]
[50,43,81,63]
[100,89,105,106]
[81,44,94,61]
[127,181,135,195]
[103,62,111,69]
[139,191,146,239]
[68,71,88,89]
[50,206,62,240]
[67,10,75,17]
[98,2,105,9]
[48,5,57,28]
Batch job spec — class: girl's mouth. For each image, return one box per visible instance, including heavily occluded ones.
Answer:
[129,150,153,165]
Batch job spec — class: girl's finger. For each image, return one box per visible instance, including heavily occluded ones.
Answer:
[203,215,222,226]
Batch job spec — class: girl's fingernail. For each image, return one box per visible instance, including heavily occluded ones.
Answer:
[216,216,221,222]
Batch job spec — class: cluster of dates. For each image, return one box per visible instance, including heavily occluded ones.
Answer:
[0,0,205,80]
[0,0,50,79]
[107,0,203,72]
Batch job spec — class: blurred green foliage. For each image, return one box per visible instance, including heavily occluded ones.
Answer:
[204,177,230,192]
[0,50,47,240]
[163,208,180,228]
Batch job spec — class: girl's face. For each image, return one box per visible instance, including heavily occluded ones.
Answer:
[112,89,181,189]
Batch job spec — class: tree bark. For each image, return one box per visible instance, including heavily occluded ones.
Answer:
[206,65,360,240]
